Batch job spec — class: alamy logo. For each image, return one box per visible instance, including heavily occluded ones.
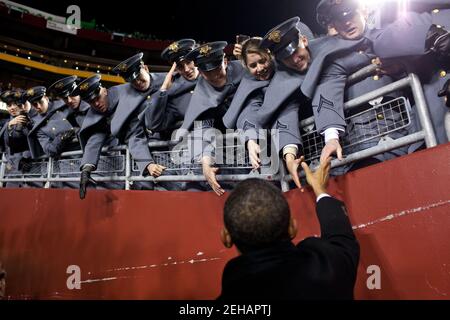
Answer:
[366,265,381,290]
[66,5,81,29]
[66,265,81,290]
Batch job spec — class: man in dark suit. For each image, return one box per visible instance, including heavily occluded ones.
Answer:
[218,157,359,300]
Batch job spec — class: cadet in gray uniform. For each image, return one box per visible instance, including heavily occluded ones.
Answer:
[111,53,183,191]
[24,86,83,188]
[0,89,38,188]
[75,58,168,198]
[72,75,122,198]
[24,86,77,160]
[223,37,274,172]
[178,41,245,195]
[306,0,450,166]
[254,17,321,188]
[369,1,450,144]
[48,75,90,130]
[143,39,199,133]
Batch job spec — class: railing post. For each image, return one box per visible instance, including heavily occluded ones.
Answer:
[278,160,290,192]
[44,158,53,189]
[445,111,450,142]
[125,148,131,191]
[409,73,438,148]
[0,153,6,188]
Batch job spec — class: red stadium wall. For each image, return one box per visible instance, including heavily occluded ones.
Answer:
[0,144,449,300]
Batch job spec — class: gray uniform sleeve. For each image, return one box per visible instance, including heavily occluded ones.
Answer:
[80,131,108,170]
[311,61,348,134]
[36,130,63,158]
[126,117,155,176]
[236,93,265,145]
[144,91,177,132]
[373,9,450,58]
[271,100,302,155]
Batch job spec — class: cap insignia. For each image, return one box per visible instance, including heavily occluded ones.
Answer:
[268,30,281,43]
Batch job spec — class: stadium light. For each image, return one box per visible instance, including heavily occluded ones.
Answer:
[359,0,410,25]
[358,0,409,11]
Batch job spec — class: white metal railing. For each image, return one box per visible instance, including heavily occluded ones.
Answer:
[0,70,438,192]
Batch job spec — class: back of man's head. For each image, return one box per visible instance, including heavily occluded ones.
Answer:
[224,179,291,253]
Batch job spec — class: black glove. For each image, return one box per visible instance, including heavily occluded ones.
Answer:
[18,157,33,173]
[79,166,96,199]
[438,79,450,108]
[425,25,450,59]
[60,129,77,142]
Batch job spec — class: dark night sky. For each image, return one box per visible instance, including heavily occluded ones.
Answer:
[16,0,324,42]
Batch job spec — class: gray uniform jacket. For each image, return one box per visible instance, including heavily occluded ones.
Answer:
[373,8,450,144]
[180,60,245,132]
[110,73,165,175]
[255,63,311,154]
[79,86,121,170]
[4,107,37,155]
[141,73,197,132]
[26,100,73,159]
[80,73,165,175]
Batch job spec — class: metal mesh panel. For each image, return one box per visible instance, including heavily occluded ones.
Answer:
[302,97,411,162]
[132,145,263,174]
[4,160,47,177]
[52,154,125,175]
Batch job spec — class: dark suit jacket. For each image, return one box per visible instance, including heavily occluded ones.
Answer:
[218,196,359,300]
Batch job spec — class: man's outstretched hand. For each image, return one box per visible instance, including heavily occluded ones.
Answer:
[301,157,332,197]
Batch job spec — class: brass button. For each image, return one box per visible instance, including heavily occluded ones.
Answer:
[190,90,194,94]
[63,118,66,121]
[432,9,440,13]
[440,70,447,78]
[147,95,151,100]
[377,113,384,120]
[52,127,56,131]
[373,75,380,81]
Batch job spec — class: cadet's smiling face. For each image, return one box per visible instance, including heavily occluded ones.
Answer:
[64,95,81,110]
[90,87,109,113]
[281,36,311,73]
[200,60,228,88]
[245,52,274,81]
[6,102,20,117]
[331,8,367,40]
[176,60,199,81]
[32,97,49,114]
[132,65,151,92]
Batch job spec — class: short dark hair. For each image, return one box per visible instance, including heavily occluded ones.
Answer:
[224,179,291,253]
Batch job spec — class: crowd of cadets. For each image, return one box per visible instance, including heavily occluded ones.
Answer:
[1,0,449,197]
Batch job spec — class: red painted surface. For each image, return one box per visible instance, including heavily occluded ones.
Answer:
[0,144,449,300]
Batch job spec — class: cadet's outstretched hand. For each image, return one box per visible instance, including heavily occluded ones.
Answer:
[320,138,343,165]
[202,156,225,196]
[147,163,166,177]
[247,140,261,169]
[285,154,304,190]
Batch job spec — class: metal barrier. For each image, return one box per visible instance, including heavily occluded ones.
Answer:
[280,73,438,190]
[0,70,438,192]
